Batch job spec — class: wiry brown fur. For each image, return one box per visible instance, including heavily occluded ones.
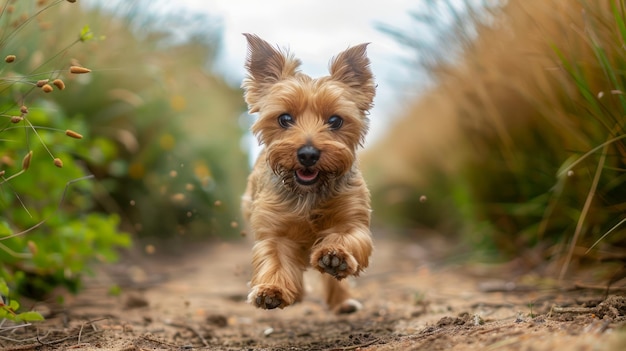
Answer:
[241,34,375,313]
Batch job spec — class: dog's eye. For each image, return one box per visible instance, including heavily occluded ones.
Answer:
[277,114,294,128]
[326,115,343,130]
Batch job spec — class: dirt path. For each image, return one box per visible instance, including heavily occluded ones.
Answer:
[2,235,626,350]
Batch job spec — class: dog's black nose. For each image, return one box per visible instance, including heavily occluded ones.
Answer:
[297,145,320,167]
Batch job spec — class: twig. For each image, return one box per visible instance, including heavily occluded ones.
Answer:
[572,283,626,292]
[77,322,85,344]
[1,344,41,351]
[165,321,209,347]
[478,326,509,335]
[2,329,99,350]
[0,323,32,333]
[67,342,92,349]
[37,330,100,346]
[470,302,516,309]
[141,334,180,348]
[78,317,105,344]
[331,337,381,351]
[30,318,105,347]
[551,306,594,314]
[0,330,51,342]
[484,336,521,351]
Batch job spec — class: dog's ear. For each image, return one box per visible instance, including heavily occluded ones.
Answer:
[242,34,301,113]
[329,43,376,111]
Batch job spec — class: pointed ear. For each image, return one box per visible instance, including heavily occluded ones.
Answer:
[242,33,301,112]
[329,43,376,111]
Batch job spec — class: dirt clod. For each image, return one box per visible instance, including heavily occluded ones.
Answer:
[596,295,626,319]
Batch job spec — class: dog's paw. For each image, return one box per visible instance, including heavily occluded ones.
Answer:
[334,298,363,314]
[311,248,358,280]
[247,285,285,310]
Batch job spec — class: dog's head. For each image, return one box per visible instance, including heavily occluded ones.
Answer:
[242,34,375,193]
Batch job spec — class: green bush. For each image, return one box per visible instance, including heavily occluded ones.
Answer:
[47,1,248,240]
[0,0,130,305]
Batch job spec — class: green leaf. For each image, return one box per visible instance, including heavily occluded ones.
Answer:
[16,311,44,322]
[0,279,8,297]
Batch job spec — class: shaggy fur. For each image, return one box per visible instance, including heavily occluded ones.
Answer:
[241,34,375,313]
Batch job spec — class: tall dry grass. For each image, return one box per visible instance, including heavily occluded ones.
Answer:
[366,0,626,273]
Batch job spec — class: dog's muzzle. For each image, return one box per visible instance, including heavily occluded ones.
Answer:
[295,145,321,185]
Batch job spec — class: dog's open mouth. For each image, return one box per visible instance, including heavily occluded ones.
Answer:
[295,168,320,185]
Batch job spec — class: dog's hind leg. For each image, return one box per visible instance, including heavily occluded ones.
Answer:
[321,274,363,314]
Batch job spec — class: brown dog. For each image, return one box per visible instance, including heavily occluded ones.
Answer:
[241,34,375,314]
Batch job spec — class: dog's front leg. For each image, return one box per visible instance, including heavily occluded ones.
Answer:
[310,225,373,280]
[248,237,307,309]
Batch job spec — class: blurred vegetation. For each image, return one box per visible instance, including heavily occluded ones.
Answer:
[0,0,131,306]
[367,0,626,274]
[1,0,247,309]
[51,1,248,240]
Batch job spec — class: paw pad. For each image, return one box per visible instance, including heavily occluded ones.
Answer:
[255,294,282,310]
[318,251,350,279]
[248,286,285,310]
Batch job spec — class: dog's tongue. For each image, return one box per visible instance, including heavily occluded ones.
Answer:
[296,169,319,182]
